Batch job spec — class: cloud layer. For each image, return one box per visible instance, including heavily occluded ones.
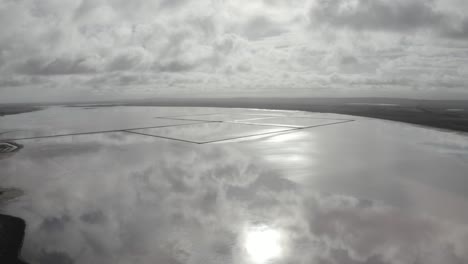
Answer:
[1,0,468,101]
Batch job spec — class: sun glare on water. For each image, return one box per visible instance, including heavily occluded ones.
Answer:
[244,225,283,263]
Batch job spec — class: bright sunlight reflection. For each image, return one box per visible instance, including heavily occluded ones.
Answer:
[244,225,283,263]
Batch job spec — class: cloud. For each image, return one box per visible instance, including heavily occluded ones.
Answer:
[0,0,468,101]
[242,16,287,40]
[310,0,468,39]
[106,48,152,72]
[440,18,468,39]
[310,0,443,32]
[16,57,98,75]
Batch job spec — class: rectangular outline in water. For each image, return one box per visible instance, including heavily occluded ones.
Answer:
[229,117,354,128]
[157,113,354,125]
[153,113,223,118]
[123,119,354,144]
[123,122,296,144]
[155,114,281,123]
[154,112,283,118]
[201,120,354,144]
[1,114,355,145]
[0,121,213,142]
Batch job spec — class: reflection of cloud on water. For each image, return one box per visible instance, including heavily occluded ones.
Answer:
[0,132,467,263]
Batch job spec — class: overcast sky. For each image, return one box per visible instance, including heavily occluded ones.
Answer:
[1,0,468,102]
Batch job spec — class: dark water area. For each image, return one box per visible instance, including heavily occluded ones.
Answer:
[0,106,41,117]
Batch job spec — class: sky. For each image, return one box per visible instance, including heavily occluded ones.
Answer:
[1,0,468,102]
